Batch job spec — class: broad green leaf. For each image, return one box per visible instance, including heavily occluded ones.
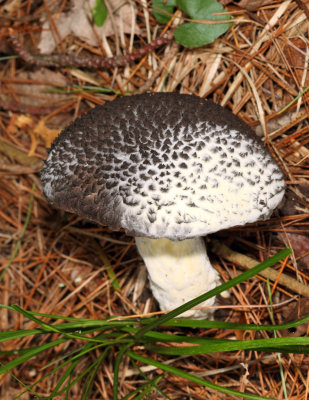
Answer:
[177,0,203,16]
[92,0,108,27]
[174,0,232,47]
[177,0,227,19]
[174,20,230,47]
[153,0,177,23]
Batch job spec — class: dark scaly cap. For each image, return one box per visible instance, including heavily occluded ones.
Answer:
[41,93,285,240]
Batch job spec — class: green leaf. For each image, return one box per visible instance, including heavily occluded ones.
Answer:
[177,0,227,19]
[174,0,232,47]
[92,0,108,27]
[177,0,202,16]
[174,21,229,47]
[153,0,177,23]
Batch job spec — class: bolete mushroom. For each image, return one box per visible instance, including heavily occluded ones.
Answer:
[41,93,285,319]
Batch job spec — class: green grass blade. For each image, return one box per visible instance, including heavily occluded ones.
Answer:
[1,305,308,341]
[146,314,309,331]
[135,248,292,338]
[131,385,152,400]
[0,328,46,342]
[22,341,111,397]
[43,347,110,397]
[279,83,309,114]
[8,305,132,346]
[0,55,19,61]
[121,375,164,400]
[128,361,170,400]
[113,344,131,400]
[266,279,288,400]
[0,338,66,374]
[147,336,309,356]
[127,350,275,400]
[122,326,231,344]
[92,239,120,291]
[0,307,128,328]
[10,305,101,343]
[81,347,111,400]
[0,325,124,344]
[0,363,42,399]
[50,358,80,397]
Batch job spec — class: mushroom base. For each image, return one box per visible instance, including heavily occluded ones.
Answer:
[135,236,221,319]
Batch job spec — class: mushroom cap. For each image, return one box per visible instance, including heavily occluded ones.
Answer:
[41,93,285,240]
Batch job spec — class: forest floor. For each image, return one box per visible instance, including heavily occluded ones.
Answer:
[0,0,309,399]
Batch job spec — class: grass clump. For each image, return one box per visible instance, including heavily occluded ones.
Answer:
[2,248,305,400]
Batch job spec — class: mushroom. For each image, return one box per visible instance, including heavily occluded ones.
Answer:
[41,93,285,319]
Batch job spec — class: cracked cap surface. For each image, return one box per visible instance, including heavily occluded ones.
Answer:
[41,92,285,240]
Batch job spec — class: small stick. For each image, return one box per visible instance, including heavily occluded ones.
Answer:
[211,239,309,298]
[7,29,175,70]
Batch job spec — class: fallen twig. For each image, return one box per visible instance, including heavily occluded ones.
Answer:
[211,239,309,298]
[7,29,175,70]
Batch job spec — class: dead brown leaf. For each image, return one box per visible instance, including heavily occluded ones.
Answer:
[38,0,141,54]
[28,119,60,156]
[235,0,276,10]
[281,298,309,337]
[284,38,309,86]
[0,68,69,108]
[285,232,309,268]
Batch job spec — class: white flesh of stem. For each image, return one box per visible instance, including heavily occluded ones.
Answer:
[135,236,221,319]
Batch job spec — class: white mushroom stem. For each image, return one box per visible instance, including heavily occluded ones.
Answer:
[135,236,222,319]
